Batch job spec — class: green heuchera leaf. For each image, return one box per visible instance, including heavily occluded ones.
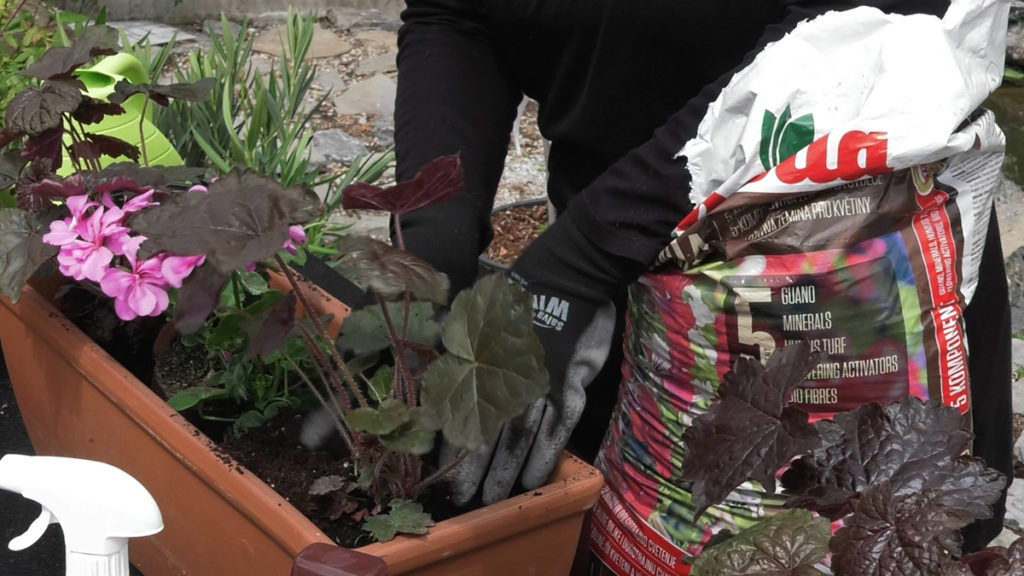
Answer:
[419,273,548,452]
[362,500,435,542]
[380,408,440,455]
[166,386,228,411]
[345,398,411,436]
[680,343,822,518]
[0,208,58,302]
[335,235,448,304]
[691,509,830,576]
[336,300,440,355]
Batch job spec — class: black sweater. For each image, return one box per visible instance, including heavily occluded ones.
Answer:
[392,0,1012,549]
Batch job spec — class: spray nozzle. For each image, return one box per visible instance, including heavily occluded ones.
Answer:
[0,454,163,558]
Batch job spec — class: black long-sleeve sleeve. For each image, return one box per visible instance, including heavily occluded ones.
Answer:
[393,0,522,296]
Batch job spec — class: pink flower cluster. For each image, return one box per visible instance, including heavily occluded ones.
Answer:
[42,191,205,321]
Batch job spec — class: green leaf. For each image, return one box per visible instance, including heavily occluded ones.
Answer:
[335,235,449,304]
[345,398,411,436]
[129,168,322,274]
[379,408,440,455]
[237,271,269,295]
[166,386,228,411]
[0,209,58,302]
[691,509,830,576]
[336,301,441,356]
[363,500,435,542]
[420,274,548,452]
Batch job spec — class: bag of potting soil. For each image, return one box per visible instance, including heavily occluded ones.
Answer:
[588,1,1009,573]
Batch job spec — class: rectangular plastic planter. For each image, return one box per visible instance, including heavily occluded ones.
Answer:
[0,283,604,576]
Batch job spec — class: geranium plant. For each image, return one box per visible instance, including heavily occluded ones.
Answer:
[0,23,550,543]
[680,342,1023,575]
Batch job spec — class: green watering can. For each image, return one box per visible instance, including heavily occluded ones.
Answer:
[59,52,182,175]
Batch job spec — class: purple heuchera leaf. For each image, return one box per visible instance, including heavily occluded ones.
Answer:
[829,471,1004,576]
[20,25,119,81]
[5,80,83,136]
[335,235,449,304]
[342,154,463,215]
[108,78,215,107]
[21,127,64,170]
[958,538,1024,575]
[782,397,982,520]
[690,509,831,575]
[679,342,822,518]
[245,291,297,359]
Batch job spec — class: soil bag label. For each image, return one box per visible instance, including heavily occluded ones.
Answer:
[592,0,1010,569]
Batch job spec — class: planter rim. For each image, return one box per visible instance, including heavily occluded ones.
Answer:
[1,282,604,574]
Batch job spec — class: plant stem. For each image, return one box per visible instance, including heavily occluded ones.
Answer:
[282,350,356,456]
[412,450,468,495]
[0,0,28,37]
[393,213,405,250]
[275,255,369,408]
[376,293,416,407]
[295,321,358,412]
[138,97,150,167]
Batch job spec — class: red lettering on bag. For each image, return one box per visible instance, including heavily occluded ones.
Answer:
[765,131,891,185]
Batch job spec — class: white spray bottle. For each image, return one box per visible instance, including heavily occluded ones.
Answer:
[0,454,163,576]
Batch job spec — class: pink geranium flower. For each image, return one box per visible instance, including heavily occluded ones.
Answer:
[99,240,171,321]
[161,253,206,289]
[51,204,129,282]
[42,195,98,247]
[282,224,308,256]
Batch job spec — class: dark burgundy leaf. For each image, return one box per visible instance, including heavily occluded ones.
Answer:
[0,149,24,190]
[958,543,1024,576]
[782,397,977,520]
[679,343,822,517]
[92,163,207,192]
[71,97,125,125]
[129,168,321,275]
[21,127,64,168]
[108,78,215,107]
[29,173,86,201]
[14,159,57,213]
[70,134,140,164]
[0,128,24,149]
[342,154,463,215]
[830,480,976,576]
[245,291,297,359]
[21,25,119,80]
[6,80,81,136]
[334,235,449,304]
[173,265,230,335]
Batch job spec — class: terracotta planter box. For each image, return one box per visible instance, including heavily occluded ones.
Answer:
[0,283,604,576]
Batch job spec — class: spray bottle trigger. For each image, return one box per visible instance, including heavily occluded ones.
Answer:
[8,506,55,551]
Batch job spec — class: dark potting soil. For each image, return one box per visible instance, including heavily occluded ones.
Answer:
[56,288,464,548]
[484,202,548,266]
[217,410,462,549]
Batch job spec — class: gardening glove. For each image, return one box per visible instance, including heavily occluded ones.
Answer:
[446,210,641,506]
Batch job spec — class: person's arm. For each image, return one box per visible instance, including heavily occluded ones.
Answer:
[534,0,955,302]
[393,0,522,297]
[479,0,967,503]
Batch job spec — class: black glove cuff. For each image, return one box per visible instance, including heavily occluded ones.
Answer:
[509,209,647,304]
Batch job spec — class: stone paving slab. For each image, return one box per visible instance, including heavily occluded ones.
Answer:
[109,20,196,46]
[252,23,353,59]
[333,74,397,116]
